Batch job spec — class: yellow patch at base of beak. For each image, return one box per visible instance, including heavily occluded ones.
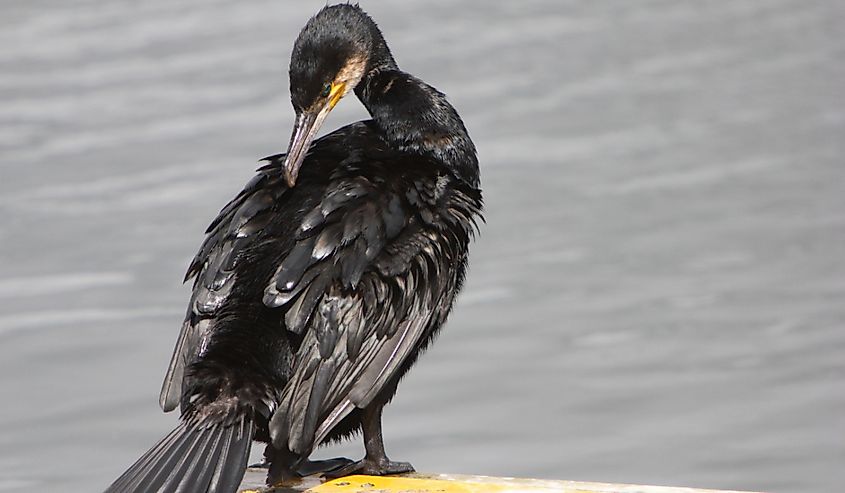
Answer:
[328,81,346,109]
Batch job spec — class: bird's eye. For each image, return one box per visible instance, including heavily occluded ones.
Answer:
[321,83,332,98]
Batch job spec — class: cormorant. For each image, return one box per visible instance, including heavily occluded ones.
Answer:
[106,4,481,492]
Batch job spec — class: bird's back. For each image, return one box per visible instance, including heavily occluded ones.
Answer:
[160,121,482,455]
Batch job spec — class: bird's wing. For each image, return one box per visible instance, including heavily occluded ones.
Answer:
[272,282,440,456]
[266,166,477,455]
[159,170,288,412]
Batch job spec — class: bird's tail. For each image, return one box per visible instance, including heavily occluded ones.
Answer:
[104,414,254,493]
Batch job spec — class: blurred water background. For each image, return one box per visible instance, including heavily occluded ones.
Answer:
[1,1,843,492]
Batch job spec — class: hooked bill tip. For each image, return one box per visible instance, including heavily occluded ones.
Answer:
[284,170,297,187]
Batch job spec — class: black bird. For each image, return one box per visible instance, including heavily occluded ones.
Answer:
[106,4,481,492]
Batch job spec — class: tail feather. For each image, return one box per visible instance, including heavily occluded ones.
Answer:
[195,429,227,493]
[105,417,254,493]
[170,424,225,493]
[158,424,217,492]
[208,418,253,492]
[108,423,190,492]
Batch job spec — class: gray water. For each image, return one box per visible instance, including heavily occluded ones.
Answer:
[1,1,843,492]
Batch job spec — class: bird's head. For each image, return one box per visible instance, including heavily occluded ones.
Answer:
[282,4,396,187]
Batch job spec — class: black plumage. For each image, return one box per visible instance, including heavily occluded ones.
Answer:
[106,4,481,492]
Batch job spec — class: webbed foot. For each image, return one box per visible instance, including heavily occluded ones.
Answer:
[298,457,355,477]
[323,458,414,479]
[266,456,355,485]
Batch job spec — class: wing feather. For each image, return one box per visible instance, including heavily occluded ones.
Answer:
[160,164,285,412]
[266,169,473,456]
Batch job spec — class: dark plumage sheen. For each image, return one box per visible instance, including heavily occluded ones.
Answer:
[106,5,481,492]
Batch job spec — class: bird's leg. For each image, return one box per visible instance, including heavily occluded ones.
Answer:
[359,404,414,475]
[263,446,299,486]
[324,403,414,478]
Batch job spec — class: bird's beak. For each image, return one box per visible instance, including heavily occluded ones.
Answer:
[283,82,345,187]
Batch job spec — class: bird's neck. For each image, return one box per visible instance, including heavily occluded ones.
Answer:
[355,69,480,188]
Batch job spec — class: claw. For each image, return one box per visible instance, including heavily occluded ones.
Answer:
[249,459,271,469]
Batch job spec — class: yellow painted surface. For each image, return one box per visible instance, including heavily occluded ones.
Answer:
[310,474,532,492]
[238,468,763,493]
[304,474,764,493]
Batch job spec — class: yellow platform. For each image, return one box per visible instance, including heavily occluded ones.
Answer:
[239,470,763,493]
